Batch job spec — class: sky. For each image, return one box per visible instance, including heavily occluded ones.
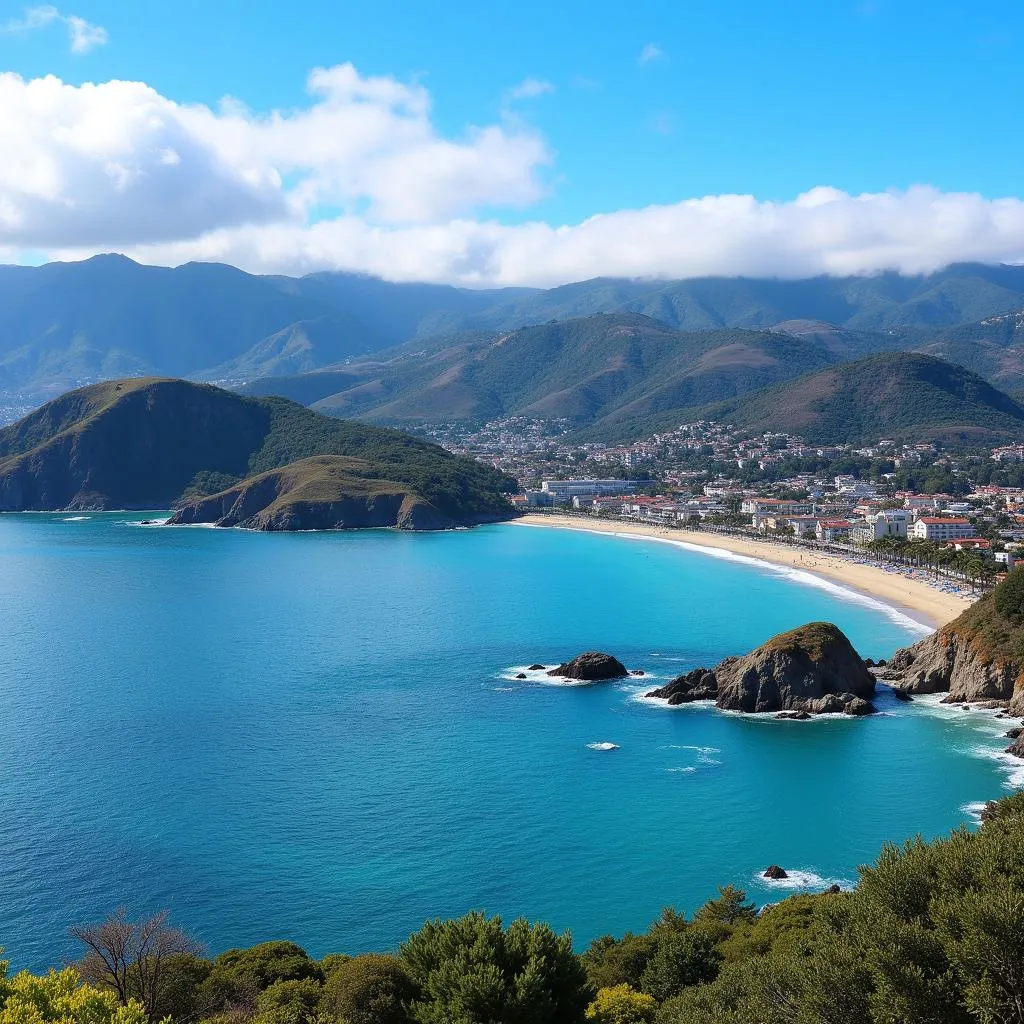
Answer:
[1,0,1023,286]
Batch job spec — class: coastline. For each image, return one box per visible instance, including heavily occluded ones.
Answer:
[510,513,975,630]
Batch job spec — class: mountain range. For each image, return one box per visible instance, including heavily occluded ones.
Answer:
[3,255,1024,446]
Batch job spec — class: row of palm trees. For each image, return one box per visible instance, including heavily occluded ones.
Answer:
[859,535,997,592]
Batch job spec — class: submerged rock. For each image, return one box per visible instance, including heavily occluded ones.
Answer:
[631,669,646,677]
[763,865,788,879]
[776,710,811,720]
[892,687,913,702]
[843,697,875,717]
[547,652,628,681]
[527,664,547,671]
[515,673,527,680]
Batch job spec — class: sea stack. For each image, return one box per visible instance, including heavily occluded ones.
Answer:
[548,653,628,681]
[646,622,876,716]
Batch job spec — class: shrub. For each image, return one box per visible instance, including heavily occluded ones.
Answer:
[319,954,415,1024]
[253,979,323,1024]
[400,911,592,1024]
[585,984,657,1024]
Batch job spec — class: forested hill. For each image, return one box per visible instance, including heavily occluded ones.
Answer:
[0,378,514,528]
[689,352,1024,445]
[4,256,1024,398]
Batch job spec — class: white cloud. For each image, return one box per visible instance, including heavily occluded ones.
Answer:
[7,67,1024,288]
[0,66,550,247]
[505,77,555,101]
[66,13,107,53]
[1,5,107,53]
[99,185,1024,288]
[638,43,664,65]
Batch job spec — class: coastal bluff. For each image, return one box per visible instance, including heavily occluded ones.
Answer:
[881,568,1024,717]
[646,622,876,716]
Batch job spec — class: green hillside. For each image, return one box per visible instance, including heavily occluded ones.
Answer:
[0,378,515,527]
[693,352,1024,445]
[913,309,1024,394]
[261,314,886,429]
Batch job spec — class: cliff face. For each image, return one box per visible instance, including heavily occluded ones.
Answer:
[883,570,1024,716]
[646,623,876,715]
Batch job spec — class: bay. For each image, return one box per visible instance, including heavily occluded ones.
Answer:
[0,515,1016,970]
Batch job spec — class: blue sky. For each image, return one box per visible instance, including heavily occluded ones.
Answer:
[1,0,1023,284]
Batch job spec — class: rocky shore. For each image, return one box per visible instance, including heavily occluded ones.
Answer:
[878,572,1024,726]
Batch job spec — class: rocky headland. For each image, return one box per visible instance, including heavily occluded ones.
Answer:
[879,569,1024,730]
[0,378,515,531]
[645,622,876,716]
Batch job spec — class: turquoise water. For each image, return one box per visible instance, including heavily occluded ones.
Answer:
[0,514,1019,971]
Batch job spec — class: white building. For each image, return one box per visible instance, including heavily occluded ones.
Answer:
[912,518,976,542]
[540,479,639,504]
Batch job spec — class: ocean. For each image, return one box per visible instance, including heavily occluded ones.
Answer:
[0,514,1019,970]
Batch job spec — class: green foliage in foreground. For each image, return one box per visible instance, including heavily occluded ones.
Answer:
[12,791,1024,1024]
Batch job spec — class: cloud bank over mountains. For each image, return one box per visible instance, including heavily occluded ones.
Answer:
[1,64,1023,285]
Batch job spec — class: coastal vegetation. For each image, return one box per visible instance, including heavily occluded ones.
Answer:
[7,791,1024,1024]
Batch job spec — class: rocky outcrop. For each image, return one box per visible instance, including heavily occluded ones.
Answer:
[1007,734,1024,759]
[547,652,628,681]
[884,632,1017,707]
[881,570,1024,714]
[645,667,719,705]
[645,623,876,716]
[763,865,788,879]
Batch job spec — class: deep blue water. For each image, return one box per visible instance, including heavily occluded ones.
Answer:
[0,514,1019,971]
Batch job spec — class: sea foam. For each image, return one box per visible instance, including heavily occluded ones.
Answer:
[754,869,854,891]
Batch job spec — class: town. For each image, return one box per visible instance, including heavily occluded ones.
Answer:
[416,416,1024,587]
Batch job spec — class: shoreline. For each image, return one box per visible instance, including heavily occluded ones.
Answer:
[510,514,976,630]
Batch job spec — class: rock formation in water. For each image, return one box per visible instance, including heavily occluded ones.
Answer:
[881,569,1024,717]
[645,622,876,716]
[548,652,628,681]
[763,865,788,879]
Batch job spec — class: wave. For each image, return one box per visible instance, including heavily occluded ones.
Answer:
[643,535,933,636]
[665,766,697,774]
[62,516,91,521]
[586,742,620,751]
[518,522,933,636]
[973,746,1024,791]
[962,801,990,825]
[754,869,854,891]
[669,745,721,755]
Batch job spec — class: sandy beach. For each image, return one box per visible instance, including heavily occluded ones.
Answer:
[511,513,976,629]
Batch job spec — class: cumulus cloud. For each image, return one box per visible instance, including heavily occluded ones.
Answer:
[638,42,664,65]
[101,185,1024,288]
[2,5,107,53]
[0,65,550,247]
[7,67,1024,287]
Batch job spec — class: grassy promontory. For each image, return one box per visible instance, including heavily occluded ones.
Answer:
[7,792,1024,1024]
